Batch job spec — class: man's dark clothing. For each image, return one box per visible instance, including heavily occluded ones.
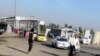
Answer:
[11,26,14,32]
[68,45,75,56]
[28,33,34,44]
[24,30,26,37]
[28,32,34,52]
[28,27,34,52]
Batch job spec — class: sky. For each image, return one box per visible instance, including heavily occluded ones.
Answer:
[0,0,100,30]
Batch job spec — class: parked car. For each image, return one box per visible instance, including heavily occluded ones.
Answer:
[0,22,7,35]
[52,36,70,49]
[0,28,4,34]
[81,37,91,44]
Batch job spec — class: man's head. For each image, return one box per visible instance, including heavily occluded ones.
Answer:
[30,27,34,32]
[75,33,79,38]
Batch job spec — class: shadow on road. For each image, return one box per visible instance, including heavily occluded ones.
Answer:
[41,50,60,56]
[42,44,53,48]
[95,54,100,56]
[6,46,28,54]
[42,43,67,50]
[0,54,12,56]
[0,39,7,43]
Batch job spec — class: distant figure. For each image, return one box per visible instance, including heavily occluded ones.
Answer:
[28,27,34,54]
[68,33,80,56]
[24,30,26,37]
[11,26,14,32]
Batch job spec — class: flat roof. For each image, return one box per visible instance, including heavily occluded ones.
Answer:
[1,16,38,21]
[16,16,38,20]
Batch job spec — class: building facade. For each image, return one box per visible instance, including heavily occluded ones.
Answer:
[92,31,100,45]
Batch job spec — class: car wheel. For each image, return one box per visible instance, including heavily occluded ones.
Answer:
[52,42,57,48]
[55,43,58,48]
[52,42,54,47]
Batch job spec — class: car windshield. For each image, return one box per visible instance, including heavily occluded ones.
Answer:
[38,34,44,36]
[50,29,61,37]
[57,38,67,41]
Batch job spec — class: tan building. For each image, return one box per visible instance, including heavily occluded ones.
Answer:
[92,31,100,45]
[0,16,39,33]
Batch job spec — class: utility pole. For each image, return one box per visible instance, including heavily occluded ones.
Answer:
[14,0,16,17]
[14,0,17,28]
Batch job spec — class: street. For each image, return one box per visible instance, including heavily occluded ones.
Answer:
[0,33,94,56]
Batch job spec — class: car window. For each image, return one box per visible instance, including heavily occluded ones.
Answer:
[57,38,67,41]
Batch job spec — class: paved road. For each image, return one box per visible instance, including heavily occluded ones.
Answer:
[0,32,94,56]
[81,45,100,56]
[81,44,100,50]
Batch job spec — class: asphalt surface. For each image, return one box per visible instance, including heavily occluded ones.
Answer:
[0,33,95,56]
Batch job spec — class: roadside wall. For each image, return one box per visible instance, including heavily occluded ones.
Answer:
[92,31,100,45]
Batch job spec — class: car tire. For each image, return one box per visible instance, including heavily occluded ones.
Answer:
[52,42,54,47]
[55,43,57,48]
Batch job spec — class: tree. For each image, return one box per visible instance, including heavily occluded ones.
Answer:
[47,23,60,29]
[79,27,83,33]
[68,26,72,28]
[64,24,68,28]
[51,23,56,29]
[56,25,59,28]
[75,28,77,31]
[91,29,94,35]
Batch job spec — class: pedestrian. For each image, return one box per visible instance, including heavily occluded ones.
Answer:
[24,30,26,37]
[74,34,80,56]
[27,27,34,54]
[11,26,14,32]
[68,33,80,56]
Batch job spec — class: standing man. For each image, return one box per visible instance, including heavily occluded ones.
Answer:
[74,34,80,56]
[68,33,80,56]
[28,27,34,54]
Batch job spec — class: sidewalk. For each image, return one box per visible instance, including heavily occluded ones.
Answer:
[81,44,100,56]
[81,44,100,50]
[0,32,35,56]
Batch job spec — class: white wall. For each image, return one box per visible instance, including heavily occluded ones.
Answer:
[84,29,91,38]
[93,32,100,45]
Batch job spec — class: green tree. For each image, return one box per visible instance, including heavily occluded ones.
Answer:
[56,25,59,28]
[91,29,94,35]
[68,26,72,28]
[48,23,60,29]
[64,24,68,28]
[79,27,83,33]
[75,28,77,31]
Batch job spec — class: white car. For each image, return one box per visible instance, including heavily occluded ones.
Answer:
[52,36,70,49]
[82,37,91,44]
[0,28,4,34]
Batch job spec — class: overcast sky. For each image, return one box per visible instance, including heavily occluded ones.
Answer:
[0,0,100,30]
